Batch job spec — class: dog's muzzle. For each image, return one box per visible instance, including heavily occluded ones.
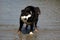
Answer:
[21,14,31,23]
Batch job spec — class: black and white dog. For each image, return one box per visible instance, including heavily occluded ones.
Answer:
[18,6,41,34]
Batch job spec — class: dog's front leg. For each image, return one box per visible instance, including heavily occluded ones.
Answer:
[29,24,34,35]
[18,20,23,34]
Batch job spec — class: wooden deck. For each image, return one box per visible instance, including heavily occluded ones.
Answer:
[0,26,60,40]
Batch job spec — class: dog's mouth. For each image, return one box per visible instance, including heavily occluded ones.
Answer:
[21,18,32,24]
[22,19,27,23]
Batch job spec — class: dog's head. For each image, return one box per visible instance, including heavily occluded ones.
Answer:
[20,6,40,23]
[20,8,33,23]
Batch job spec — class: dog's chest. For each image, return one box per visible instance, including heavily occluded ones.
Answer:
[23,23,26,27]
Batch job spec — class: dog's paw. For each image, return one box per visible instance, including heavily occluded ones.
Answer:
[34,29,39,32]
[17,31,21,35]
[29,32,33,35]
[16,34,19,39]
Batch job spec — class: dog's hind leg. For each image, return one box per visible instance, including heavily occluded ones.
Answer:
[34,19,39,32]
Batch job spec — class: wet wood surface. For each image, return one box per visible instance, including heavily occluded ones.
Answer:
[0,26,60,40]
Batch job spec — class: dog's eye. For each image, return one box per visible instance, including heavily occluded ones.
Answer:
[30,11,32,14]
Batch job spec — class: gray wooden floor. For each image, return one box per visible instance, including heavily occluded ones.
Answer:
[0,25,60,40]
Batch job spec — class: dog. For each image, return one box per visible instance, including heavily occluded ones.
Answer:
[18,6,41,35]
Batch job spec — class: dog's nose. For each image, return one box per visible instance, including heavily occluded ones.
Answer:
[24,18,27,20]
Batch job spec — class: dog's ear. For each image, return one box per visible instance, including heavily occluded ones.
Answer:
[21,9,25,16]
[35,7,41,15]
[30,11,32,14]
[21,9,25,13]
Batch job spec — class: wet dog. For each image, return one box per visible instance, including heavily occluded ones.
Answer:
[18,6,41,34]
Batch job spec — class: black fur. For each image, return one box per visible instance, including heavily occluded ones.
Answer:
[19,6,41,33]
